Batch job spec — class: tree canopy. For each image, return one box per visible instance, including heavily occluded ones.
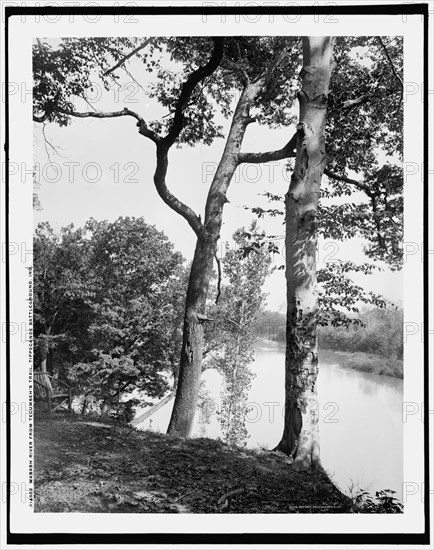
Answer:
[34,217,186,417]
[33,35,403,442]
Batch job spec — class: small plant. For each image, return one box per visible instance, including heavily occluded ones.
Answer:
[363,489,403,513]
[349,485,403,513]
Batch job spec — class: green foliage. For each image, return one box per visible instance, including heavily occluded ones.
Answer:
[34,217,186,413]
[205,224,272,446]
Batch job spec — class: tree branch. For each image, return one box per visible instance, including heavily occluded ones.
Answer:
[238,132,297,164]
[51,106,161,144]
[329,88,397,116]
[222,39,250,86]
[324,168,372,196]
[163,37,224,147]
[104,38,154,76]
[376,37,404,111]
[370,194,386,250]
[221,58,249,87]
[33,111,51,123]
[253,40,290,88]
[376,37,403,91]
[154,145,207,239]
[214,253,222,304]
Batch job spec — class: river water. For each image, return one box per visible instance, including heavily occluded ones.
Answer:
[135,339,403,500]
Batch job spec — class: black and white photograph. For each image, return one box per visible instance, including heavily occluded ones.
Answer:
[1,1,431,547]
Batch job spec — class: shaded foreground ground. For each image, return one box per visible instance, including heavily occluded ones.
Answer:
[35,416,352,513]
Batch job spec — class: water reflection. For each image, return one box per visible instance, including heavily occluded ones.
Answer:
[134,339,403,500]
[249,342,403,500]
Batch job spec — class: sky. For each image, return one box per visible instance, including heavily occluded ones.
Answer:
[33,38,402,312]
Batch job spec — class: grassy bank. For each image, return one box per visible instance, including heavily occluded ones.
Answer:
[338,351,403,378]
[35,416,351,514]
[319,349,403,379]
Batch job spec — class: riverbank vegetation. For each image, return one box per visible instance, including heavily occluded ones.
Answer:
[318,307,403,378]
[259,307,403,378]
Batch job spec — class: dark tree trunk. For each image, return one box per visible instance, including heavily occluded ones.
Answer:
[81,397,89,415]
[167,80,266,437]
[275,36,336,471]
[167,236,217,435]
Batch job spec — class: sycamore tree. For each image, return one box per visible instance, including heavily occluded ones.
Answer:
[204,224,272,446]
[246,36,402,470]
[33,35,402,451]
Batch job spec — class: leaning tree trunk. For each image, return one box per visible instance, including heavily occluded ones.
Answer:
[167,236,217,435]
[275,37,336,471]
[167,82,263,437]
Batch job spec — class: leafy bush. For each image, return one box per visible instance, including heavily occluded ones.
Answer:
[34,217,186,417]
[351,489,403,514]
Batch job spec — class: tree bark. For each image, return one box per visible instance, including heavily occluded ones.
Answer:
[167,81,265,437]
[275,37,336,471]
[167,237,216,435]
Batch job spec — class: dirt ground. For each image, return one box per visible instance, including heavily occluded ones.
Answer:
[34,415,352,513]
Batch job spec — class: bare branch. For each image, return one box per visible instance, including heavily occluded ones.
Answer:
[163,37,224,148]
[238,132,297,165]
[41,123,66,161]
[104,38,154,76]
[154,145,207,239]
[54,106,161,144]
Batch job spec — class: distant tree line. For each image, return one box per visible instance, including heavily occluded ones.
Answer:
[318,307,403,360]
[257,307,403,361]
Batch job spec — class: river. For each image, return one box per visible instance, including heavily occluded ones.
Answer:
[134,339,403,500]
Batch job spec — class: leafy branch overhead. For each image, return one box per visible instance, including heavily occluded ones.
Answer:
[33,35,404,440]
